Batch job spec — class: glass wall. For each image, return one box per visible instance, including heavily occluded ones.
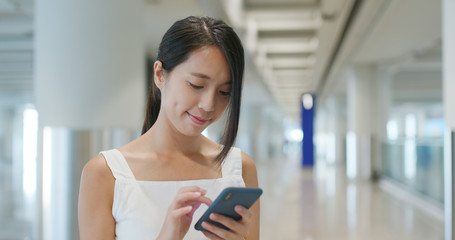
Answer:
[382,103,444,205]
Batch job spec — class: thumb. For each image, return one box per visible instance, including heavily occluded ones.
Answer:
[188,202,202,218]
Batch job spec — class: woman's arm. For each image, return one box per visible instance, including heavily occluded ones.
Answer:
[78,154,116,240]
[241,151,260,240]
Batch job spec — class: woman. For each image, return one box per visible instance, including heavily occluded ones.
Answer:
[78,16,259,240]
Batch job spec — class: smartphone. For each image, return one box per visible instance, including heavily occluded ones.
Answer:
[194,187,263,231]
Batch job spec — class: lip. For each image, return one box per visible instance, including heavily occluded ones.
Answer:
[186,112,209,125]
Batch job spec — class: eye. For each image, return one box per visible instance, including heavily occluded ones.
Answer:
[219,91,231,96]
[188,82,203,89]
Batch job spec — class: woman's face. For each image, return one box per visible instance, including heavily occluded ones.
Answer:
[155,45,231,137]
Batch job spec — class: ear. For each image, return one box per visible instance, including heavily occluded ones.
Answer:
[154,60,165,90]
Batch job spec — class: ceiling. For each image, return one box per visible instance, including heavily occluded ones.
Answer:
[218,0,443,120]
[320,0,442,102]
[142,0,356,121]
[0,0,356,120]
[219,0,355,121]
[352,0,441,64]
[1,0,443,121]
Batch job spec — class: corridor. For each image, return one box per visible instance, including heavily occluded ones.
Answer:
[1,0,453,239]
[258,157,444,240]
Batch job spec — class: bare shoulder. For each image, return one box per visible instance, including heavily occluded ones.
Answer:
[79,154,116,239]
[240,151,256,171]
[82,154,115,185]
[79,154,115,205]
[240,151,259,188]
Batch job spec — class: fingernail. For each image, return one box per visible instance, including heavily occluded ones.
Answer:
[202,221,209,228]
[193,192,201,197]
[210,213,217,220]
[235,205,243,212]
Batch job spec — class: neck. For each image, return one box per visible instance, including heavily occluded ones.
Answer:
[144,113,204,155]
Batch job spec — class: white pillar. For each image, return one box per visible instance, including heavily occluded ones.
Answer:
[346,66,375,179]
[443,0,455,239]
[443,1,455,129]
[35,1,144,239]
[372,68,392,177]
[324,96,346,164]
[35,0,145,129]
[238,104,262,160]
[257,106,272,161]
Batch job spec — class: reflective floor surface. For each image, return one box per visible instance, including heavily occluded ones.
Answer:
[257,156,444,240]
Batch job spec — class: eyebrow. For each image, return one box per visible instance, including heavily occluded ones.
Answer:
[191,72,211,80]
[190,72,231,85]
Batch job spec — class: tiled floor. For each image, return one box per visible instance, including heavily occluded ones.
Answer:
[257,156,444,240]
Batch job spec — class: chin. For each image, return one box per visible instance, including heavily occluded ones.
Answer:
[183,130,204,137]
[178,125,205,137]
[183,118,212,136]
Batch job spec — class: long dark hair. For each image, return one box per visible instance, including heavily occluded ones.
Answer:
[142,16,245,162]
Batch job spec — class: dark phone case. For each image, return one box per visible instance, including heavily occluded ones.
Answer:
[194,187,263,231]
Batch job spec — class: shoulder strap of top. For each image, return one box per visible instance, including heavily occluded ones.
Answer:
[221,147,243,178]
[100,149,136,181]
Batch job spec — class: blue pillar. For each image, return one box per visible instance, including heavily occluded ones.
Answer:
[301,94,315,167]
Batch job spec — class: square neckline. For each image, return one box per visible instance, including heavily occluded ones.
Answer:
[112,149,230,183]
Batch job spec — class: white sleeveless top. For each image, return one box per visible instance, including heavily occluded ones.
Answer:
[101,147,246,240]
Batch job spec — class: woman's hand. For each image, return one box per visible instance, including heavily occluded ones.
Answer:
[157,186,212,240]
[200,205,252,240]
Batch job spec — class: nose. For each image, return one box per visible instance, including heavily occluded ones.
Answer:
[198,90,216,112]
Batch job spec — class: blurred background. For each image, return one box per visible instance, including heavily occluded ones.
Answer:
[0,0,453,239]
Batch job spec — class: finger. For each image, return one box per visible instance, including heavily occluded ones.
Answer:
[202,230,224,240]
[235,205,252,222]
[177,186,207,195]
[174,192,212,207]
[188,202,204,217]
[178,186,201,193]
[209,213,248,236]
[200,188,207,195]
[171,205,193,218]
[201,221,238,240]
[189,195,212,207]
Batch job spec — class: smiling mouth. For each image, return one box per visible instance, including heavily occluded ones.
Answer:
[186,112,209,125]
